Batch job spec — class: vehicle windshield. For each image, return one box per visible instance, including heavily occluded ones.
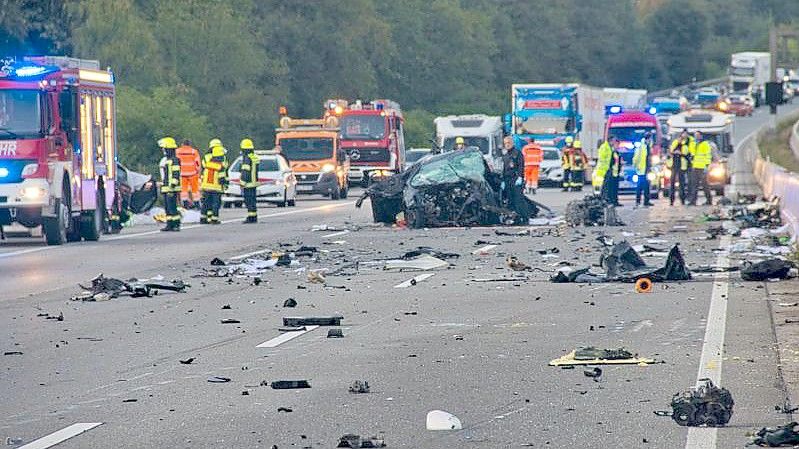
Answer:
[0,90,41,139]
[279,138,334,161]
[410,151,486,187]
[608,126,655,143]
[619,150,635,165]
[443,136,489,154]
[406,150,430,164]
[517,116,573,134]
[230,157,281,172]
[543,149,559,160]
[731,67,754,77]
[340,114,387,140]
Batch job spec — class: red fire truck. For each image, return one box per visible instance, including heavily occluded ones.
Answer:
[0,56,120,245]
[325,99,406,186]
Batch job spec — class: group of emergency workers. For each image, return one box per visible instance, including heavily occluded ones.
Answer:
[590,130,716,208]
[156,137,262,232]
[518,136,587,194]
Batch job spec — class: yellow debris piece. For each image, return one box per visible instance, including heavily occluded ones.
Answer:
[549,350,655,366]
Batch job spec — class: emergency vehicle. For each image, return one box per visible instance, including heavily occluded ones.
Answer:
[275,109,349,199]
[0,56,120,245]
[325,99,405,186]
[666,109,733,195]
[602,107,663,197]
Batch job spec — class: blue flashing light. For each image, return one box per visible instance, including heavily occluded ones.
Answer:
[375,103,384,111]
[14,65,48,77]
[0,167,8,178]
[607,105,622,114]
[648,106,658,115]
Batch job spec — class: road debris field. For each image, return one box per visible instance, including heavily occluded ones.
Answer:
[3,110,799,448]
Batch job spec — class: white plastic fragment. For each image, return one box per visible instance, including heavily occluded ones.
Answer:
[426,410,462,430]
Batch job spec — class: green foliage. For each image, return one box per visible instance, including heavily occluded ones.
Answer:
[7,0,799,171]
[116,86,210,173]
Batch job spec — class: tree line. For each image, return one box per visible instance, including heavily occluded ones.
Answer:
[1,0,797,172]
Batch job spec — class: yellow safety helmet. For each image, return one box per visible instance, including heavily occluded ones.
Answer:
[565,136,574,145]
[455,137,465,145]
[573,140,582,149]
[158,137,177,149]
[209,138,222,148]
[211,146,226,157]
[240,138,254,150]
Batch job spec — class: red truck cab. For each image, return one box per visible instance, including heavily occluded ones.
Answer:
[325,99,406,186]
[0,56,118,245]
[604,109,663,195]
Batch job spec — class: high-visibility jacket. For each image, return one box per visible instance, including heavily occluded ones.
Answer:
[596,141,612,177]
[159,155,181,194]
[522,143,543,167]
[608,150,622,177]
[570,149,587,170]
[240,150,261,188]
[201,147,228,192]
[561,147,573,169]
[632,141,649,175]
[691,140,712,169]
[176,145,201,177]
[668,138,692,171]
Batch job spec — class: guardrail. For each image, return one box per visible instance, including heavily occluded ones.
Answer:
[742,111,799,237]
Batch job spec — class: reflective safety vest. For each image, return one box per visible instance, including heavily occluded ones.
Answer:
[522,143,543,167]
[201,149,228,192]
[692,141,712,169]
[632,142,649,175]
[159,155,181,194]
[668,139,691,171]
[608,151,622,177]
[240,151,261,188]
[596,142,612,176]
[570,149,587,170]
[176,145,201,177]
[561,147,573,169]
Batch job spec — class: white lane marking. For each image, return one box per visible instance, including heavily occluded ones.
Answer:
[472,244,497,255]
[685,235,731,449]
[394,273,435,288]
[229,248,272,261]
[19,422,103,449]
[322,229,350,238]
[256,325,319,348]
[0,202,353,260]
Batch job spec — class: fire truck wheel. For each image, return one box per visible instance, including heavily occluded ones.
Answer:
[80,190,105,241]
[43,199,68,246]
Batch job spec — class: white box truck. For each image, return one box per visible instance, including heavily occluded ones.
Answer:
[730,52,771,106]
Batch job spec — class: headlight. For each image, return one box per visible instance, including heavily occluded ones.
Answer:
[709,166,725,178]
[321,163,335,173]
[651,155,661,165]
[647,172,656,181]
[0,167,8,178]
[663,168,672,178]
[633,174,639,183]
[21,187,45,199]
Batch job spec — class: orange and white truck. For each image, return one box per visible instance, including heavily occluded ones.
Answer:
[275,111,350,199]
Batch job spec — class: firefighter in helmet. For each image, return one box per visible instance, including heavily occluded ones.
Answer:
[200,138,228,224]
[454,136,466,151]
[158,137,181,231]
[239,138,260,224]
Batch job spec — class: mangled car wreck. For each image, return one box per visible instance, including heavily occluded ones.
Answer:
[356,149,542,228]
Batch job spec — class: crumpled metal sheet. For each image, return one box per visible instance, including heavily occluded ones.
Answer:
[741,259,794,281]
[565,195,623,227]
[357,149,542,228]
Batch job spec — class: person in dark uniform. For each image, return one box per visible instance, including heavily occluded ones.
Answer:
[500,136,530,223]
[239,138,260,223]
[601,137,622,206]
[158,137,181,231]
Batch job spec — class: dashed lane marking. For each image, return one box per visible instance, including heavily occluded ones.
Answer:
[257,325,319,348]
[19,422,103,449]
[394,273,435,288]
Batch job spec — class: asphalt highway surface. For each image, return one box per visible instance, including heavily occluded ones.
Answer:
[2,104,798,448]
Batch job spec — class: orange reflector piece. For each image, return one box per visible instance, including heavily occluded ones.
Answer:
[635,277,653,293]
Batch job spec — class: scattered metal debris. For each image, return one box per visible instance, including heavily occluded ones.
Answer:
[426,410,463,430]
[565,195,623,226]
[179,358,195,365]
[71,274,188,301]
[550,347,655,366]
[220,318,241,324]
[283,298,297,308]
[349,380,370,393]
[284,316,343,327]
[666,378,733,427]
[277,407,293,413]
[741,259,794,281]
[327,328,344,338]
[749,422,799,447]
[270,380,311,389]
[337,434,386,448]
[583,367,602,382]
[207,376,231,383]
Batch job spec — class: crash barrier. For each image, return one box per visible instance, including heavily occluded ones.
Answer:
[791,118,799,162]
[744,110,799,237]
